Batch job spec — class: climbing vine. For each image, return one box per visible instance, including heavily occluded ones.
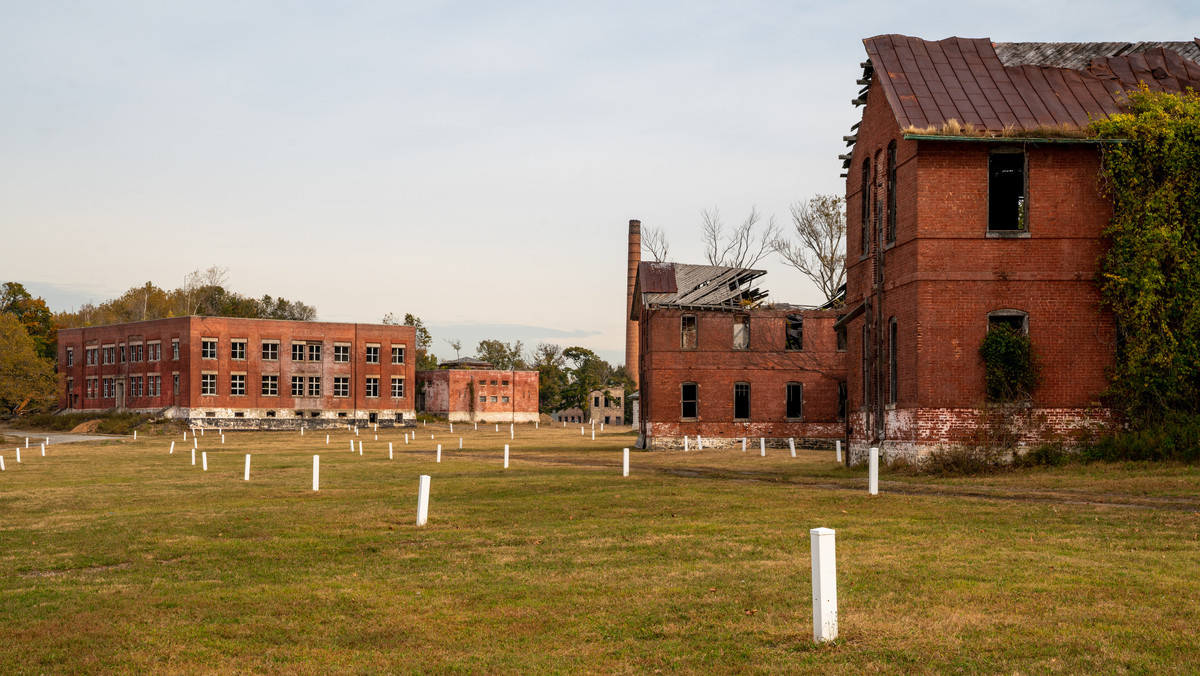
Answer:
[1091,86,1200,423]
[979,324,1039,402]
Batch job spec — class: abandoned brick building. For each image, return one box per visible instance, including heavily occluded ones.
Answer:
[629,254,846,450]
[57,317,417,427]
[840,35,1200,461]
[554,386,626,425]
[416,359,539,423]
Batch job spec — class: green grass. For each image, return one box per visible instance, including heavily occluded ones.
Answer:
[1,423,1199,673]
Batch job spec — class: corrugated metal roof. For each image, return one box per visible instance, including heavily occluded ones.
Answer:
[634,262,767,317]
[863,35,1200,133]
[996,40,1200,70]
[638,261,678,294]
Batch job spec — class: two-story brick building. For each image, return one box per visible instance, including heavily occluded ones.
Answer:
[57,317,417,427]
[840,35,1200,461]
[416,360,539,423]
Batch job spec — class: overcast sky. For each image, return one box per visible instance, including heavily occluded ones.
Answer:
[3,1,1196,364]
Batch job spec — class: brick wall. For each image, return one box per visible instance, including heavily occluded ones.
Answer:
[416,369,539,423]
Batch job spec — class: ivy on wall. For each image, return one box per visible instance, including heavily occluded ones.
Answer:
[1091,86,1200,422]
[979,325,1040,402]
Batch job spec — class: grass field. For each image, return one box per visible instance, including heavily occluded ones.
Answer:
[2,422,1199,674]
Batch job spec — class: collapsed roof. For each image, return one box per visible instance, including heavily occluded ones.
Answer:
[630,261,767,320]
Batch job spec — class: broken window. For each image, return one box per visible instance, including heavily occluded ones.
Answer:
[681,315,697,350]
[837,382,847,421]
[988,310,1028,334]
[888,317,898,405]
[886,141,897,243]
[66,347,73,367]
[989,150,1026,231]
[860,159,871,255]
[786,382,803,419]
[836,314,847,352]
[785,314,804,351]
[172,340,180,360]
[681,382,698,419]
[173,374,180,396]
[734,382,750,420]
[733,315,749,350]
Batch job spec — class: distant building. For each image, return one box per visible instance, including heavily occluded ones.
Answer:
[57,317,417,427]
[554,386,625,425]
[416,362,539,423]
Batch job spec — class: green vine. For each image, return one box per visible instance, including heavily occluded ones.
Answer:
[979,325,1040,402]
[1091,86,1200,423]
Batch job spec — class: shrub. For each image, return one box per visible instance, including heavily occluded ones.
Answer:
[1081,413,1200,463]
[979,324,1039,402]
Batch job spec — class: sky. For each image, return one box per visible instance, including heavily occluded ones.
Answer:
[3,1,1197,365]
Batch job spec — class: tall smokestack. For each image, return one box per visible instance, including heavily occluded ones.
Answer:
[626,219,641,388]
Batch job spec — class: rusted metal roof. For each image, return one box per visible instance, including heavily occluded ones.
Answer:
[631,262,767,319]
[862,35,1200,133]
[638,261,678,294]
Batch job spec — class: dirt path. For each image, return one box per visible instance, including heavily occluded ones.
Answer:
[0,428,122,446]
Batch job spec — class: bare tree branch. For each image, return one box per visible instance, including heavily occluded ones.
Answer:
[772,194,847,303]
[642,226,671,262]
[701,206,781,269]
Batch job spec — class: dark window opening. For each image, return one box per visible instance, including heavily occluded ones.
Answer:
[786,382,803,419]
[989,151,1026,231]
[681,315,697,350]
[886,141,897,243]
[681,382,698,419]
[988,311,1028,334]
[734,382,750,420]
[862,324,871,408]
[888,317,898,405]
[860,160,871,255]
[837,382,847,421]
[785,314,803,351]
[836,314,847,352]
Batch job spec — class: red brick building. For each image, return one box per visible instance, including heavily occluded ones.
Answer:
[554,386,626,425]
[416,366,539,423]
[841,36,1200,461]
[57,317,417,427]
[631,261,846,449]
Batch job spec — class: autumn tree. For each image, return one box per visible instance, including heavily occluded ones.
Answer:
[391,313,438,370]
[772,194,847,303]
[1,282,57,361]
[0,313,57,415]
[475,339,526,370]
[530,342,569,413]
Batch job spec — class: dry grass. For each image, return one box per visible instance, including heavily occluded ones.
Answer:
[1,422,1198,673]
[902,118,1091,139]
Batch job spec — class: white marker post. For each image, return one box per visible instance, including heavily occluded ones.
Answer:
[326,434,330,445]
[436,444,441,463]
[202,452,208,471]
[869,447,879,496]
[760,438,766,457]
[221,434,225,444]
[591,430,595,441]
[580,427,584,436]
[191,448,196,465]
[495,424,499,433]
[601,423,604,431]
[350,439,355,452]
[416,475,430,526]
[405,434,409,445]
[301,427,305,436]
[184,431,188,440]
[504,444,509,469]
[41,443,45,456]
[201,428,204,436]
[133,431,137,440]
[623,448,629,477]
[811,527,838,643]
[194,438,198,449]
[459,438,463,449]
[510,424,514,440]
[389,442,394,459]
[358,441,363,456]
[170,441,175,454]
[244,454,251,481]
[684,436,689,452]
[475,422,478,430]
[0,456,4,471]
[790,438,796,458]
[742,437,747,452]
[15,449,20,463]
[450,423,453,433]
[698,435,703,450]
[836,440,843,463]
[374,435,378,441]
[313,455,320,491]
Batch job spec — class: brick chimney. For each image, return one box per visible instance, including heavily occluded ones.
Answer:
[626,219,641,388]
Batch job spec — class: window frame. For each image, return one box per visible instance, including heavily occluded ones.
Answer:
[733,381,751,421]
[733,315,750,351]
[681,314,698,350]
[230,373,246,397]
[200,373,217,396]
[786,382,804,420]
[231,339,247,361]
[681,382,699,420]
[262,374,279,397]
[201,339,217,360]
[262,341,279,361]
[987,148,1028,234]
[391,346,406,364]
[785,314,804,351]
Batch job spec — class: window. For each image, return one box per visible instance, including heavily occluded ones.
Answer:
[366,345,380,363]
[172,340,179,360]
[119,345,126,363]
[173,374,180,396]
[308,377,321,397]
[334,376,349,397]
[262,341,279,361]
[391,377,405,398]
[888,317,898,405]
[836,315,847,352]
[862,324,871,407]
[202,339,217,360]
[681,383,698,419]
[231,340,246,360]
[231,374,246,396]
[837,382,847,421]
[886,141,897,243]
[681,315,697,350]
[86,348,95,365]
[201,373,217,396]
[733,315,749,350]
[988,310,1028,334]
[734,382,751,420]
[787,382,803,419]
[308,344,322,361]
[860,159,871,255]
[334,344,350,362]
[131,377,143,397]
[502,380,509,386]
[391,346,405,364]
[292,376,305,396]
[133,344,143,362]
[262,375,279,396]
[148,342,160,362]
[594,396,600,407]
[479,395,487,403]
[785,314,804,351]
[490,380,497,386]
[66,347,74,367]
[150,375,161,397]
[489,396,498,403]
[292,343,306,361]
[102,377,114,398]
[365,376,379,398]
[502,396,510,403]
[989,150,1026,231]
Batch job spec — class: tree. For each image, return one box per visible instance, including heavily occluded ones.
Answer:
[398,313,438,370]
[772,194,847,303]
[445,338,463,359]
[0,313,57,415]
[642,226,671,262]
[2,282,57,361]
[530,342,569,413]
[701,206,781,269]
[560,347,614,413]
[475,339,526,370]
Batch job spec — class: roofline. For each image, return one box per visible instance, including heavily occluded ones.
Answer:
[902,134,1130,144]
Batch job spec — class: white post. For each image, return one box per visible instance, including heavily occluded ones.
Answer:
[475,422,478,430]
[436,444,441,463]
[810,527,838,642]
[424,420,427,427]
[790,438,796,458]
[698,435,703,450]
[0,456,4,471]
[244,454,251,481]
[450,423,453,433]
[183,431,187,440]
[355,428,359,436]
[374,435,378,441]
[495,424,499,432]
[193,438,198,449]
[41,443,45,456]
[601,423,604,431]
[219,428,222,435]
[510,424,514,440]
[350,440,355,452]
[202,452,208,471]
[301,427,305,436]
[416,475,430,526]
[191,448,196,466]
[133,430,137,440]
[25,437,29,448]
[459,438,463,449]
[536,422,539,429]
[742,437,746,452]
[869,447,879,496]
[836,440,843,463]
[389,442,394,459]
[16,449,20,463]
[313,455,320,491]
[684,436,689,452]
[326,434,330,445]
[563,421,566,428]
[170,441,175,454]
[405,434,409,444]
[623,448,629,477]
[581,427,584,436]
[504,444,509,469]
[430,434,434,440]
[201,428,204,436]
[591,430,595,441]
[374,423,377,432]
[358,441,363,456]
[221,434,225,444]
